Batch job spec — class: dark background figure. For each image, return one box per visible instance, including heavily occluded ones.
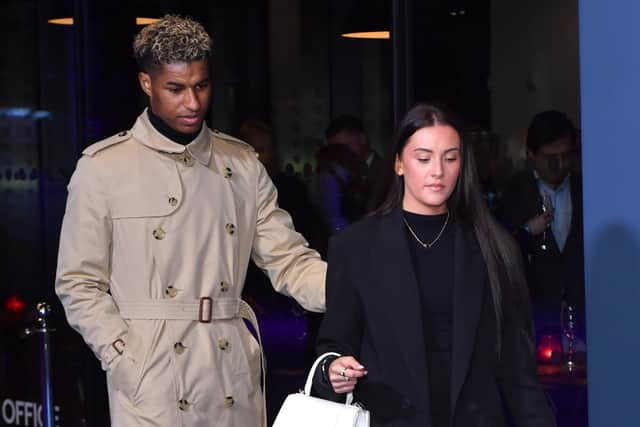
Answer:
[311,115,370,242]
[332,115,387,213]
[468,128,501,212]
[237,118,323,253]
[363,146,388,213]
[497,110,585,343]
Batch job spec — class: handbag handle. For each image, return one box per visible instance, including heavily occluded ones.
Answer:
[304,351,354,405]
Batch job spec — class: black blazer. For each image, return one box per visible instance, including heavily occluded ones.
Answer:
[316,208,554,427]
[497,171,585,312]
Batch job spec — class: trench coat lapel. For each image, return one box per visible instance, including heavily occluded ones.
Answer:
[450,224,485,416]
[373,208,430,403]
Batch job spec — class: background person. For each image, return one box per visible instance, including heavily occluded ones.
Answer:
[498,110,585,339]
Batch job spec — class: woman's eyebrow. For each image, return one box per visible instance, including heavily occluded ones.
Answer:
[411,147,460,154]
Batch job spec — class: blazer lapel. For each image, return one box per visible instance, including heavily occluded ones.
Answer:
[372,208,430,403]
[450,224,486,416]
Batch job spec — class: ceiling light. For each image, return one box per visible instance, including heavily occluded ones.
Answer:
[341,0,391,40]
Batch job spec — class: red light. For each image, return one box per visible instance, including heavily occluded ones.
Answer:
[6,295,25,314]
[537,334,562,362]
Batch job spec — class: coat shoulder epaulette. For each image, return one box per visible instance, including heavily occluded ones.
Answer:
[82,130,131,156]
[210,129,255,152]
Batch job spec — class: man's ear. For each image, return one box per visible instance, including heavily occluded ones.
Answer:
[138,72,152,96]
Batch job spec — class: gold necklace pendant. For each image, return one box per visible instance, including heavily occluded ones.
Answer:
[403,211,450,249]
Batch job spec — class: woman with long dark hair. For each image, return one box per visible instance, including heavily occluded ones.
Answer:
[314,103,554,426]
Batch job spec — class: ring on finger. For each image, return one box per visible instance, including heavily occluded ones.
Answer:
[343,375,349,382]
[339,367,348,377]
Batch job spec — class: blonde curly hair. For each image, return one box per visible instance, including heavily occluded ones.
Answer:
[133,15,212,72]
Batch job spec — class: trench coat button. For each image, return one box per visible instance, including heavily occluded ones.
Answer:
[217,338,230,350]
[165,286,178,298]
[225,223,236,235]
[152,227,166,240]
[219,281,230,293]
[118,131,127,137]
[223,167,233,179]
[181,152,194,166]
[168,196,178,206]
[174,342,186,354]
[178,399,190,411]
[224,396,234,408]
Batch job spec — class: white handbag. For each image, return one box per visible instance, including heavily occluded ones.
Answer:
[272,352,370,427]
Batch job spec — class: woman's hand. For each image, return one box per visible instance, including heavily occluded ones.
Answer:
[328,356,367,394]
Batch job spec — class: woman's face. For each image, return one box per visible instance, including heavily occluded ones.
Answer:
[395,124,461,215]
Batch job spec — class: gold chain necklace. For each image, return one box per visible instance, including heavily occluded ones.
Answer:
[402,211,450,249]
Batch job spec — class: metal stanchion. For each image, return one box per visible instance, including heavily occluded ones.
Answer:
[23,302,56,427]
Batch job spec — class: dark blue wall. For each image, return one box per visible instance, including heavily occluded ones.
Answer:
[579,1,640,425]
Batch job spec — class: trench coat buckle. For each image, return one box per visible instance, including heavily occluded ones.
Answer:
[111,338,125,356]
[199,297,213,323]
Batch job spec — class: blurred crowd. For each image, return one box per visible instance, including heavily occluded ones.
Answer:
[240,109,585,362]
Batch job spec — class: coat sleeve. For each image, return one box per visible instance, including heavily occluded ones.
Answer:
[316,234,363,356]
[55,155,129,370]
[250,160,327,312]
[313,234,364,399]
[498,282,556,427]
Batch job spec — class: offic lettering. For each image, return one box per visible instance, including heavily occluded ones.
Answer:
[1,399,46,427]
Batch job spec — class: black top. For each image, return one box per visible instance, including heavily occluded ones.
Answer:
[147,108,201,145]
[403,210,454,427]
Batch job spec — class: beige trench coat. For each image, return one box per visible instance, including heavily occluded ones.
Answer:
[55,110,326,426]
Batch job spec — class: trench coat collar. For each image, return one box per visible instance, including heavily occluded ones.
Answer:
[131,108,212,166]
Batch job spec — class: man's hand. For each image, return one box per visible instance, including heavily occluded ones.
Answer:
[526,210,553,236]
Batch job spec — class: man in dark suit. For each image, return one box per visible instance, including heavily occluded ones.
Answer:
[361,139,387,213]
[498,110,585,331]
[323,115,387,213]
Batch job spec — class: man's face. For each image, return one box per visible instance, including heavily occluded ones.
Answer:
[328,129,368,161]
[528,136,573,188]
[138,60,211,134]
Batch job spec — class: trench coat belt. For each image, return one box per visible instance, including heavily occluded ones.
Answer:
[117,297,241,322]
[115,297,268,425]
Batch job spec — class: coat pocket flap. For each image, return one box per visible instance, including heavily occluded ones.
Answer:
[110,164,183,219]
[110,191,180,219]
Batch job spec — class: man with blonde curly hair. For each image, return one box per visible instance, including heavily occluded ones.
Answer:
[55,15,326,426]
